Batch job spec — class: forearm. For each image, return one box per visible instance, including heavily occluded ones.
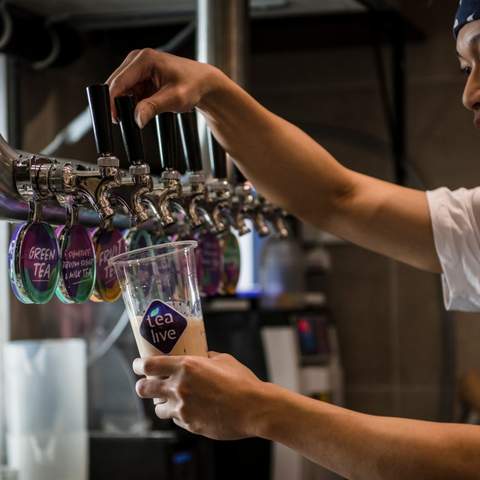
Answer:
[254,383,480,480]
[198,69,353,226]
[199,70,440,272]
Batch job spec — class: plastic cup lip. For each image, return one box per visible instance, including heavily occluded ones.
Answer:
[109,240,198,268]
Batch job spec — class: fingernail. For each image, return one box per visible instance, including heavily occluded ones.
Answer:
[135,109,145,129]
[133,358,144,374]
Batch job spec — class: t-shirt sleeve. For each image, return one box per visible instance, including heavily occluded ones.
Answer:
[427,187,480,311]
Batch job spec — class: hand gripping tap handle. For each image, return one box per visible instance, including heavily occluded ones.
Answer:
[208,131,227,179]
[115,95,145,165]
[86,84,114,156]
[177,110,203,173]
[155,112,184,174]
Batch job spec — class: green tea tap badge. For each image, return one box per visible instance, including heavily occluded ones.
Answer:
[90,219,127,303]
[125,228,153,251]
[8,201,61,304]
[220,229,241,295]
[55,204,96,304]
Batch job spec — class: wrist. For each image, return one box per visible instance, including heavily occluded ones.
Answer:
[197,66,236,115]
[247,382,290,440]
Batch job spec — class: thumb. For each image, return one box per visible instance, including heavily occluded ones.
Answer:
[208,351,222,358]
[135,88,180,128]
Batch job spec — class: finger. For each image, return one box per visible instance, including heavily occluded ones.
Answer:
[105,49,140,86]
[132,356,181,376]
[135,377,171,399]
[155,401,177,420]
[107,49,158,120]
[135,87,187,128]
[105,49,141,121]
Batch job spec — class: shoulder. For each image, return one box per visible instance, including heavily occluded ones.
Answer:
[427,186,480,311]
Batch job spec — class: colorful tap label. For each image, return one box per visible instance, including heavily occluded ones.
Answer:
[11,222,60,304]
[91,228,127,303]
[8,223,33,304]
[221,231,241,295]
[195,232,222,297]
[56,224,96,304]
[126,229,153,251]
[140,300,187,354]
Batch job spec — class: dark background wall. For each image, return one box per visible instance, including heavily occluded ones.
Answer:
[12,0,479,422]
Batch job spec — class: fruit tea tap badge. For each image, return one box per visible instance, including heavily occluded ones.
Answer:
[8,201,61,304]
[125,228,153,251]
[194,231,223,297]
[90,219,127,303]
[55,204,96,304]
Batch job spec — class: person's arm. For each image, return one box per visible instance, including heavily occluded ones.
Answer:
[107,49,440,272]
[134,354,480,480]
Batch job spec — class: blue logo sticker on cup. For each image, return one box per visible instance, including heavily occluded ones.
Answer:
[140,300,188,354]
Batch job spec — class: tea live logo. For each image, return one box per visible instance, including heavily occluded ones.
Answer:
[140,300,187,353]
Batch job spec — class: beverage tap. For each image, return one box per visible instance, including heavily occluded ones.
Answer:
[258,196,289,238]
[229,164,270,237]
[152,112,183,227]
[86,84,122,220]
[177,110,212,229]
[115,95,153,224]
[207,132,232,234]
[230,166,253,236]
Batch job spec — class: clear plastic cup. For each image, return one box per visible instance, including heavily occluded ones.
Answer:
[109,241,208,362]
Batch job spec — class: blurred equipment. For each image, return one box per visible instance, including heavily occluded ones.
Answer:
[4,339,87,480]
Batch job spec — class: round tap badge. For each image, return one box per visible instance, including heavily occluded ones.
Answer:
[56,224,96,304]
[220,230,241,295]
[9,222,60,304]
[90,228,127,303]
[195,231,223,297]
[126,229,153,251]
[8,223,32,304]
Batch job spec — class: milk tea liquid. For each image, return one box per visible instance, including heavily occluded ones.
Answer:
[131,315,208,358]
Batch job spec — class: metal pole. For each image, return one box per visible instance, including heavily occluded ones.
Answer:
[196,0,249,175]
[391,16,406,186]
[0,54,10,467]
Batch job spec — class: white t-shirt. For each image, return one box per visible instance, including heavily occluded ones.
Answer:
[427,187,480,311]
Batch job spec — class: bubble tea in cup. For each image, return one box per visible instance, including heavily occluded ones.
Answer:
[110,241,208,369]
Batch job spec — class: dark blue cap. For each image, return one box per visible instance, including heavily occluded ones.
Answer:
[454,0,480,38]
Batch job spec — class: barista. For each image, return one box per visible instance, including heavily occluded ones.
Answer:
[106,1,480,478]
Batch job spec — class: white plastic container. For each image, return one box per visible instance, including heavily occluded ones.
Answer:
[4,339,87,480]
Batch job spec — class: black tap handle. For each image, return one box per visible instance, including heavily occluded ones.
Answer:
[155,112,183,173]
[177,111,203,172]
[115,95,145,165]
[208,131,227,179]
[86,84,114,155]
